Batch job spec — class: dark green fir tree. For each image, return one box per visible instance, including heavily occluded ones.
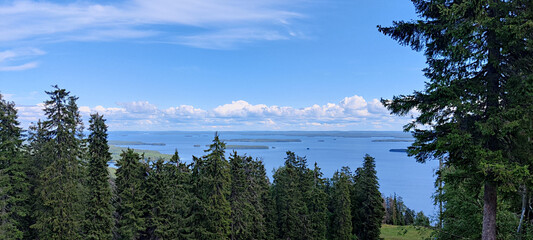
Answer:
[329,167,352,240]
[308,162,328,240]
[84,113,113,240]
[229,152,255,240]
[115,149,145,240]
[190,133,231,239]
[351,155,384,240]
[272,151,311,240]
[32,86,86,239]
[0,94,31,239]
[379,1,533,238]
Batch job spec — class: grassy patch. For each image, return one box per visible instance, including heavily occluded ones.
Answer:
[380,225,433,240]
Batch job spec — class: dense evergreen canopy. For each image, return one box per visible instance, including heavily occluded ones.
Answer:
[0,86,430,239]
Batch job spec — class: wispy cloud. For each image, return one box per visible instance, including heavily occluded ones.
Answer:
[0,48,45,71]
[0,0,303,49]
[15,94,415,131]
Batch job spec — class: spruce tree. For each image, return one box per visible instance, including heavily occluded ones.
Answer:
[379,1,533,238]
[254,158,277,240]
[32,86,86,239]
[329,167,352,240]
[115,149,145,240]
[0,94,30,239]
[308,163,328,240]
[272,151,312,240]
[190,133,231,239]
[168,150,193,239]
[352,155,384,240]
[229,152,254,240]
[84,114,113,240]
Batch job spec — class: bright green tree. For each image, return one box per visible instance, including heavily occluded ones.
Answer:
[0,94,31,239]
[84,114,113,240]
[378,1,533,238]
[31,86,86,239]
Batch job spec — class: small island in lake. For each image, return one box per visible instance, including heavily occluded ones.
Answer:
[225,138,301,142]
[372,139,415,143]
[389,149,408,153]
[226,145,270,149]
[109,140,166,146]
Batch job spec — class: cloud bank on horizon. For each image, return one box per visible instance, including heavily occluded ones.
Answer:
[0,0,303,71]
[13,94,415,131]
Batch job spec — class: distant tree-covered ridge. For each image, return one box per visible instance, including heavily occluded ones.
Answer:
[0,87,438,239]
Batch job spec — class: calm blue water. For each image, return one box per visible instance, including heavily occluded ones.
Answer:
[108,131,439,218]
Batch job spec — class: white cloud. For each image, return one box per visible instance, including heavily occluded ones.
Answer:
[13,94,415,130]
[117,101,158,113]
[0,62,39,71]
[164,105,207,118]
[0,48,45,71]
[0,0,303,49]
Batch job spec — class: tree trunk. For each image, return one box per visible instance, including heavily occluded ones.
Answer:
[482,181,497,240]
[517,185,526,235]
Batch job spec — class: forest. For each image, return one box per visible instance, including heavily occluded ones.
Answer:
[0,88,432,239]
[1,0,533,240]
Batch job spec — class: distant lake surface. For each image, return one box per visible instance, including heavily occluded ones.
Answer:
[108,131,439,217]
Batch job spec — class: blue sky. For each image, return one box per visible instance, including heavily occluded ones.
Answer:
[1,0,425,131]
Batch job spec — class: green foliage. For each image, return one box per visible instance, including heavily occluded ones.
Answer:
[379,0,533,237]
[2,88,428,240]
[0,94,31,239]
[31,86,86,239]
[229,152,274,240]
[308,163,328,240]
[272,151,313,240]
[329,168,353,240]
[115,149,145,240]
[413,212,430,228]
[379,224,433,240]
[352,155,384,240]
[84,114,113,240]
[190,133,231,239]
[109,145,172,162]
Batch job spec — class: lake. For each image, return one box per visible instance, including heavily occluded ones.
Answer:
[108,131,439,218]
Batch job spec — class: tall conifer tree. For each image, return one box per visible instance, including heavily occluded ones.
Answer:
[229,152,254,240]
[329,167,352,240]
[308,163,328,240]
[85,114,113,240]
[115,149,145,240]
[0,94,30,239]
[352,155,384,240]
[379,1,533,238]
[272,151,312,240]
[191,133,231,239]
[32,86,86,239]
